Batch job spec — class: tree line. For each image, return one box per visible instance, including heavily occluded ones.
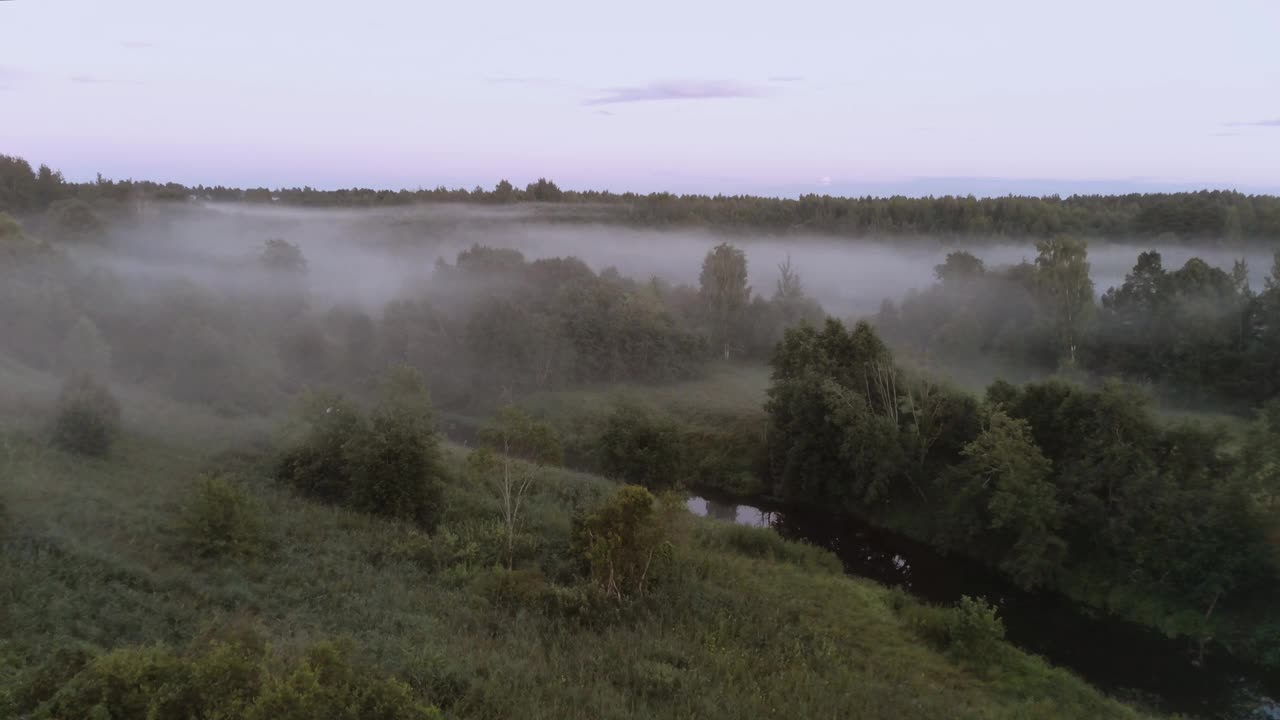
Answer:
[876,239,1280,409]
[5,153,1280,241]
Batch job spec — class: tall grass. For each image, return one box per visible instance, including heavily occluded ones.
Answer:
[1,424,1157,719]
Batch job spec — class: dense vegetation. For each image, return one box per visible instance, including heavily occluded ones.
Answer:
[764,318,1280,665]
[5,153,1280,241]
[5,154,1280,716]
[876,241,1280,408]
[0,400,1154,719]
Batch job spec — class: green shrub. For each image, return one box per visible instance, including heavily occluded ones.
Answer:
[275,391,364,504]
[695,523,842,574]
[275,369,447,528]
[598,403,683,490]
[572,485,673,599]
[945,595,1006,663]
[347,389,446,528]
[50,374,121,457]
[471,566,549,610]
[31,633,441,720]
[176,474,267,560]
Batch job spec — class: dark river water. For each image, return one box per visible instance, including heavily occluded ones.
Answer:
[686,493,1280,720]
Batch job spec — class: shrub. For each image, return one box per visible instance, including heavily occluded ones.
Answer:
[176,474,267,560]
[31,633,441,720]
[275,391,364,504]
[275,370,446,528]
[945,595,1006,663]
[572,485,672,599]
[50,374,121,457]
[348,411,445,528]
[598,403,683,490]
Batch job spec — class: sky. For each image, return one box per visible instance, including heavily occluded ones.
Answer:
[2,0,1279,197]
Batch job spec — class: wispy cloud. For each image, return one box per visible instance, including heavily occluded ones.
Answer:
[1211,131,1242,137]
[768,75,804,83]
[585,79,769,106]
[596,109,615,116]
[122,40,158,50]
[1224,118,1280,127]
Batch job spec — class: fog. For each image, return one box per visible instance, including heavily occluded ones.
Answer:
[83,202,1278,317]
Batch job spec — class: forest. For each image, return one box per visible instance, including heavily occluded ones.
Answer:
[2,153,1279,718]
[4,153,1280,241]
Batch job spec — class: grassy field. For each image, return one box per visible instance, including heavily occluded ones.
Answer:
[0,402,1158,719]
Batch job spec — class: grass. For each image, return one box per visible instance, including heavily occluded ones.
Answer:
[0,410,1159,720]
[520,362,771,419]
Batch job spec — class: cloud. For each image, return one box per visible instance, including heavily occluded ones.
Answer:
[122,40,158,50]
[70,74,108,84]
[1224,118,1280,127]
[596,109,615,116]
[1210,131,1242,137]
[768,75,804,83]
[585,79,769,106]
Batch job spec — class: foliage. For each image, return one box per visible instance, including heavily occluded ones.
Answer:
[176,474,268,560]
[23,633,440,720]
[43,198,103,244]
[12,153,1280,241]
[571,486,672,599]
[945,595,1007,664]
[597,403,682,490]
[260,237,307,272]
[0,427,1165,720]
[470,405,562,567]
[49,374,122,457]
[275,368,446,527]
[698,242,751,359]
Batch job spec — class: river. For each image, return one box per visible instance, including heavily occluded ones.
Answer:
[686,493,1280,720]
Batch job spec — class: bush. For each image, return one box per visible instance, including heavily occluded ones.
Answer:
[275,370,447,528]
[598,404,683,490]
[176,474,267,560]
[572,485,672,599]
[275,391,364,504]
[29,633,441,720]
[347,388,446,528]
[945,595,1006,663]
[50,374,121,457]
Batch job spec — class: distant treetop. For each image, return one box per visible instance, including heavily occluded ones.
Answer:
[3,153,1279,242]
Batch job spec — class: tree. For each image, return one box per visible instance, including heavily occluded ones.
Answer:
[260,238,307,272]
[947,410,1065,589]
[50,374,122,457]
[470,406,563,568]
[571,486,671,599]
[698,242,751,359]
[1033,236,1094,367]
[774,255,804,302]
[598,403,682,490]
[347,367,446,527]
[934,251,985,286]
[44,198,104,243]
[493,179,514,203]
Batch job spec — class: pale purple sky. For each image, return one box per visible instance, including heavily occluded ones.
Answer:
[2,0,1279,196]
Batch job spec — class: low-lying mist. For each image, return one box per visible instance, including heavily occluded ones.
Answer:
[80,202,1279,318]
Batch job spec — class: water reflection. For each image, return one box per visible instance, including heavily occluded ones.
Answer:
[686,493,1279,720]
